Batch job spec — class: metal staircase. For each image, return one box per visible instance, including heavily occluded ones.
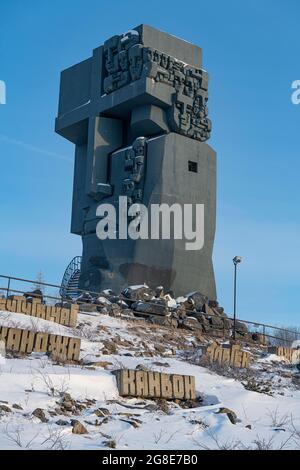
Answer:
[60,256,82,300]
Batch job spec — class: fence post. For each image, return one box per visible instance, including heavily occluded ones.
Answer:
[263,324,266,345]
[6,277,11,299]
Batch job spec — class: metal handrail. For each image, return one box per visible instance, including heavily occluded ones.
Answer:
[0,273,299,345]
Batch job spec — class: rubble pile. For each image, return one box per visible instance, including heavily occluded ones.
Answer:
[68,284,262,343]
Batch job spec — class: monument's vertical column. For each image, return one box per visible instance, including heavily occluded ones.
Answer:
[85,116,123,199]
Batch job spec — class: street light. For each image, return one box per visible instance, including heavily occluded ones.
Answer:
[232,256,242,340]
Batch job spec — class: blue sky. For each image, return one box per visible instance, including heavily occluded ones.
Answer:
[0,0,299,326]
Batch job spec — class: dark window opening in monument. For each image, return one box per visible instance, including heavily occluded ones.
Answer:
[188,161,198,173]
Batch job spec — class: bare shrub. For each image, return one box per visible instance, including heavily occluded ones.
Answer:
[32,368,70,397]
[40,426,70,450]
[250,433,294,450]
[193,431,242,450]
[72,326,99,341]
[4,424,39,449]
[266,407,290,428]
[153,428,167,444]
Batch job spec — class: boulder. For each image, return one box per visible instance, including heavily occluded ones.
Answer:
[173,305,187,320]
[155,286,164,298]
[209,329,225,338]
[71,420,88,434]
[165,290,175,299]
[12,404,23,410]
[108,295,125,305]
[202,303,215,316]
[102,340,118,354]
[209,316,224,328]
[77,292,94,303]
[32,408,48,423]
[24,289,43,303]
[93,296,112,307]
[60,392,76,410]
[55,301,73,308]
[106,303,122,317]
[190,312,210,325]
[150,315,178,328]
[100,289,116,297]
[164,294,177,308]
[121,309,135,317]
[214,306,225,316]
[78,303,98,312]
[182,317,203,331]
[133,299,168,316]
[187,292,209,312]
[94,408,110,417]
[216,407,237,425]
[176,296,194,312]
[121,285,154,303]
[56,419,69,426]
[0,405,11,413]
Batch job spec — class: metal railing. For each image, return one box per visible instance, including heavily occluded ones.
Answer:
[1,273,299,347]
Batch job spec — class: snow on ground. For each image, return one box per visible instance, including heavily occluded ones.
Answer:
[0,311,300,450]
[0,311,79,338]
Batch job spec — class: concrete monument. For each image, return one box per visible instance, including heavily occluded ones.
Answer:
[55,25,216,298]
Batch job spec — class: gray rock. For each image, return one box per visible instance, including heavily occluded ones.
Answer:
[189,312,209,325]
[216,407,237,425]
[12,404,23,410]
[56,419,69,426]
[24,289,43,302]
[107,303,122,317]
[155,286,164,298]
[94,408,110,417]
[209,316,224,328]
[175,308,187,320]
[71,420,88,434]
[32,408,48,423]
[77,292,94,303]
[187,292,209,312]
[134,299,168,316]
[78,302,98,312]
[152,361,170,367]
[121,309,135,317]
[0,405,11,413]
[122,286,155,302]
[150,315,177,328]
[135,364,150,371]
[203,303,215,316]
[182,317,203,331]
[208,300,219,309]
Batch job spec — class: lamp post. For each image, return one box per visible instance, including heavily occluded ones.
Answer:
[232,256,242,340]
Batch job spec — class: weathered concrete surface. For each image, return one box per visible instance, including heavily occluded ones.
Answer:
[115,369,196,400]
[0,326,81,361]
[0,297,78,327]
[56,25,217,299]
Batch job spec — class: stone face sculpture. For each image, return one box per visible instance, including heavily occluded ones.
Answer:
[55,24,217,298]
[101,30,211,142]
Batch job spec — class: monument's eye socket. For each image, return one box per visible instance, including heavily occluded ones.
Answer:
[188,161,198,173]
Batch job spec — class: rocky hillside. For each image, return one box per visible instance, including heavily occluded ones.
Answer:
[0,303,300,450]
